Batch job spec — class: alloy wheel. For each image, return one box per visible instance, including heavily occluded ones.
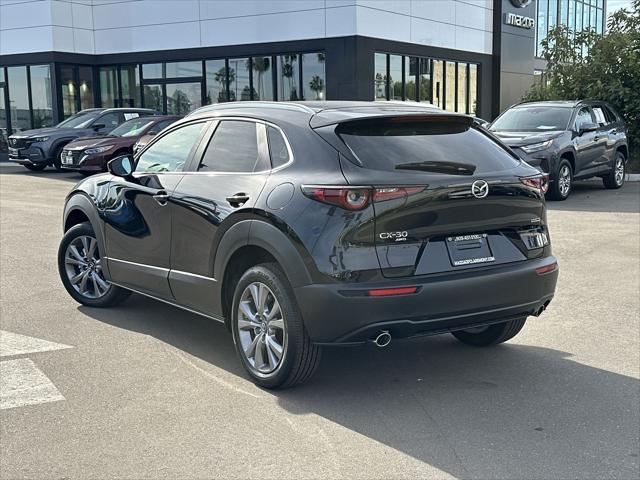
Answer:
[558,165,571,197]
[64,235,110,299]
[614,156,625,186]
[237,282,287,375]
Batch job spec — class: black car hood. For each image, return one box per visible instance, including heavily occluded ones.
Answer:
[491,130,563,147]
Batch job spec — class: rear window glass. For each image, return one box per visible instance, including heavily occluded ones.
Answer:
[339,119,521,175]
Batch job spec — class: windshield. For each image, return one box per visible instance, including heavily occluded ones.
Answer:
[490,107,572,132]
[339,118,521,174]
[56,111,102,129]
[110,118,155,137]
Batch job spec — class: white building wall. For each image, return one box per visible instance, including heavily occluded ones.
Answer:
[1,0,493,57]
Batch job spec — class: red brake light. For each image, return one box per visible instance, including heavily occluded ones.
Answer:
[368,286,418,297]
[535,261,557,275]
[520,174,549,194]
[302,186,371,210]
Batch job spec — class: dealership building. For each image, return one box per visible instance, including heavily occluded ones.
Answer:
[0,0,606,146]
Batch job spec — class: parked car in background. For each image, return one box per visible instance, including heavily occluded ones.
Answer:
[473,117,490,128]
[133,117,179,154]
[58,101,558,388]
[7,108,158,171]
[489,100,628,200]
[61,115,180,174]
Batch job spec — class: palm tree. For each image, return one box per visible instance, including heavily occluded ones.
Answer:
[309,75,324,100]
[252,57,270,100]
[214,66,235,102]
[282,54,298,100]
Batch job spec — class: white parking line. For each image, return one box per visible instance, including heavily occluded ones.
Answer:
[0,359,65,410]
[0,330,72,357]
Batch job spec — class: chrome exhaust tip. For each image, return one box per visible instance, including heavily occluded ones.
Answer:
[373,331,392,348]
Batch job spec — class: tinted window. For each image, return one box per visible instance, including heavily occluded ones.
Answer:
[490,106,572,131]
[267,126,290,168]
[96,112,121,132]
[57,110,101,128]
[340,119,520,174]
[199,121,266,173]
[592,107,607,125]
[136,122,205,173]
[149,119,176,134]
[574,108,594,130]
[603,106,618,124]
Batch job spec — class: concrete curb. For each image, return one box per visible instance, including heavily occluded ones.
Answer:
[625,174,640,182]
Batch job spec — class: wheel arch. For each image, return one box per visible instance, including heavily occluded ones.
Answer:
[559,150,576,173]
[616,143,629,160]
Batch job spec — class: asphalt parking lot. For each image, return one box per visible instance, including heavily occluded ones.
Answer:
[1,163,638,479]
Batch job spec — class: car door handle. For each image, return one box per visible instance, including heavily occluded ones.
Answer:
[153,191,170,206]
[226,193,250,206]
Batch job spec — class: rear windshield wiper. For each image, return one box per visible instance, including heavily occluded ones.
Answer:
[395,161,476,175]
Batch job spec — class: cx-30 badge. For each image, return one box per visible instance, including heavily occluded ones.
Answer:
[472,180,489,199]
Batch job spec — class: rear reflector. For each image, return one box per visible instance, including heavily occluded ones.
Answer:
[368,286,418,297]
[535,262,557,275]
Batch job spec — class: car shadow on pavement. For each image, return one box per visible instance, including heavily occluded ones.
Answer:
[0,163,83,183]
[79,295,640,479]
[547,181,640,213]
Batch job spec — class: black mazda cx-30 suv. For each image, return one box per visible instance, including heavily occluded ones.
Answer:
[58,102,559,388]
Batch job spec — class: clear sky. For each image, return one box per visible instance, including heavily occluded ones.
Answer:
[607,0,634,16]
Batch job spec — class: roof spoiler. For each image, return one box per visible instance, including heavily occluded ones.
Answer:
[309,111,473,129]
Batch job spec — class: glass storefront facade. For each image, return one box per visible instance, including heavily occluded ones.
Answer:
[374,53,479,115]
[536,0,605,57]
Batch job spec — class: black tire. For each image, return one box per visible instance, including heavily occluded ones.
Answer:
[52,146,64,171]
[547,159,573,201]
[451,317,527,346]
[231,263,321,389]
[602,151,625,189]
[58,222,131,308]
[23,163,47,171]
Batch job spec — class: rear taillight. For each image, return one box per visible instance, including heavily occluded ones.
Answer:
[301,186,371,211]
[520,174,549,194]
[373,186,425,202]
[368,286,418,297]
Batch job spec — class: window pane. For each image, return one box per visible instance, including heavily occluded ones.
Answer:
[445,61,456,111]
[277,55,300,101]
[302,52,325,100]
[143,85,163,113]
[143,63,163,79]
[389,55,402,100]
[457,63,467,113]
[199,121,261,173]
[0,85,6,153]
[228,58,252,101]
[537,0,548,56]
[596,8,602,33]
[96,112,121,133]
[560,0,568,25]
[574,107,593,130]
[120,65,141,108]
[165,61,202,78]
[252,56,274,101]
[549,0,558,29]
[267,126,290,168]
[576,1,583,30]
[568,0,576,32]
[166,82,201,115]
[432,60,444,109]
[419,58,431,103]
[30,65,53,128]
[99,66,118,108]
[60,66,77,118]
[136,122,205,173]
[405,57,417,101]
[205,60,228,104]
[590,5,597,29]
[374,53,387,101]
[79,66,94,110]
[469,64,478,115]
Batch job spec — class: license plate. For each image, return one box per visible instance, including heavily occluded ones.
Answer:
[62,153,74,165]
[446,233,495,267]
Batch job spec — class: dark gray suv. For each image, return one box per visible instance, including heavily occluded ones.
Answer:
[489,100,629,200]
[7,108,157,171]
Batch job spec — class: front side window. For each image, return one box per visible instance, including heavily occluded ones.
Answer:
[57,110,101,129]
[574,107,594,130]
[95,112,121,132]
[136,122,205,173]
[110,118,155,137]
[199,120,267,173]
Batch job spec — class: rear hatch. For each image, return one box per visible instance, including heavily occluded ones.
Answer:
[315,114,549,278]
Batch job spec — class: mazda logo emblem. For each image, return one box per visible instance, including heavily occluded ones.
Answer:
[472,180,489,199]
[510,0,532,7]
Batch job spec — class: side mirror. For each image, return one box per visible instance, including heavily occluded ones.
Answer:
[91,123,106,132]
[578,122,598,135]
[108,155,134,178]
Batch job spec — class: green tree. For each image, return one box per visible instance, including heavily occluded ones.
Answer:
[309,75,324,100]
[523,0,640,168]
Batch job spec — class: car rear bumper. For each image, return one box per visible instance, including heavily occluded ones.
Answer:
[294,256,559,344]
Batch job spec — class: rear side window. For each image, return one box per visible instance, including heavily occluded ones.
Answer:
[339,119,521,175]
[267,126,290,168]
[198,120,268,173]
[592,107,607,125]
[603,106,618,123]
